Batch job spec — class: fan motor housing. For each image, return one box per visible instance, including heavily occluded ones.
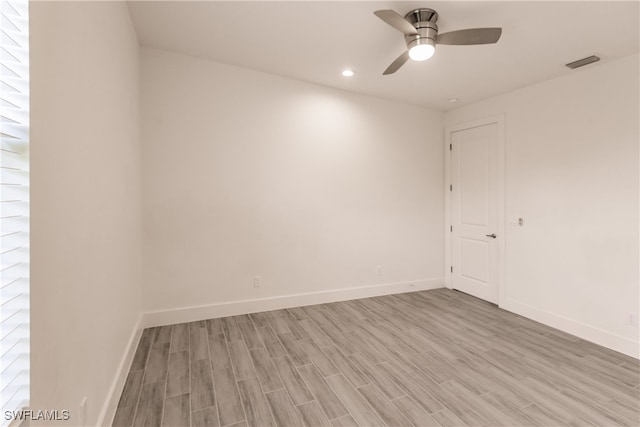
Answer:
[404,8,438,27]
[404,8,438,49]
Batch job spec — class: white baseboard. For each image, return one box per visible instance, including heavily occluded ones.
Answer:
[142,278,444,328]
[98,313,144,427]
[502,298,639,359]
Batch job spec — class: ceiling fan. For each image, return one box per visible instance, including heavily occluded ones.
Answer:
[374,8,502,75]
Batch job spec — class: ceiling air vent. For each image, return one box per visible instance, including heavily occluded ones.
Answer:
[566,55,600,69]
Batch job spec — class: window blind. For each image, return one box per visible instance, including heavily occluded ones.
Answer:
[0,0,29,423]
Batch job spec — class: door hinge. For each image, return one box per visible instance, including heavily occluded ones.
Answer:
[450,225,453,232]
[450,185,453,191]
[450,266,453,273]
[449,143,452,151]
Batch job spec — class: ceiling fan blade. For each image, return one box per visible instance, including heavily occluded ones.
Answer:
[437,28,502,45]
[383,51,410,75]
[374,10,418,36]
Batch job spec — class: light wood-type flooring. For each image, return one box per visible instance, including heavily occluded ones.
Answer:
[113,288,640,427]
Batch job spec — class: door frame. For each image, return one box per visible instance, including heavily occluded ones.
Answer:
[444,115,506,306]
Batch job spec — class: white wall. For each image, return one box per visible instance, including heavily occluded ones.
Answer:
[30,2,141,425]
[445,54,639,357]
[141,47,444,319]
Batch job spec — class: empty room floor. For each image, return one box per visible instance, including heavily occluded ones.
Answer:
[113,289,640,427]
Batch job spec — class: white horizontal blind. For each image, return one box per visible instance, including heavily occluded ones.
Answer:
[0,0,29,423]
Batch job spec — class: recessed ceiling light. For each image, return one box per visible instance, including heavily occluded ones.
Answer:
[448,98,459,103]
[342,69,355,77]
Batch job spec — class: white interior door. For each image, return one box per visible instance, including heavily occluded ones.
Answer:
[450,122,499,303]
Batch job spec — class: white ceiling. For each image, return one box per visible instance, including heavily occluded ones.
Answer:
[127,1,639,111]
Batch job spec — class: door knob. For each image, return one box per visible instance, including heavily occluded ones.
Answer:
[486,233,497,239]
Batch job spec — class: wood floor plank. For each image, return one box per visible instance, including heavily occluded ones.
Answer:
[191,406,219,427]
[298,318,333,347]
[479,366,533,408]
[166,350,189,397]
[381,360,444,414]
[525,376,625,426]
[409,351,455,384]
[266,310,292,334]
[249,312,271,329]
[349,353,405,400]
[349,300,387,324]
[154,325,172,345]
[440,379,510,426]
[271,355,314,405]
[513,376,591,424]
[238,320,265,350]
[190,321,209,362]
[257,326,288,359]
[233,314,253,323]
[321,346,369,388]
[170,323,189,353]
[162,393,190,427]
[346,330,388,364]
[332,301,368,322]
[113,370,144,427]
[281,312,311,340]
[479,391,546,426]
[143,343,170,385]
[357,383,413,427]
[130,329,153,371]
[223,317,244,342]
[265,388,302,427]
[286,306,308,321]
[391,395,440,426]
[249,347,284,392]
[584,397,640,426]
[330,415,358,427]
[213,366,245,426]
[556,363,640,409]
[296,401,332,427]
[316,322,359,355]
[430,408,467,427]
[228,340,257,381]
[581,354,640,387]
[302,305,331,327]
[298,339,340,377]
[190,359,215,412]
[238,378,275,427]
[325,374,385,427]
[277,332,312,367]
[207,318,224,336]
[133,381,165,427]
[320,308,354,333]
[359,321,420,357]
[378,321,422,350]
[209,333,232,370]
[297,364,348,420]
[519,403,567,426]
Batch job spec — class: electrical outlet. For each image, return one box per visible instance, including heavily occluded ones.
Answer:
[80,396,87,426]
[253,276,261,288]
[625,313,638,327]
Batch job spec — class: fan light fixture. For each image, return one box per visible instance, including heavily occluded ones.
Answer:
[374,8,502,75]
[409,43,435,61]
